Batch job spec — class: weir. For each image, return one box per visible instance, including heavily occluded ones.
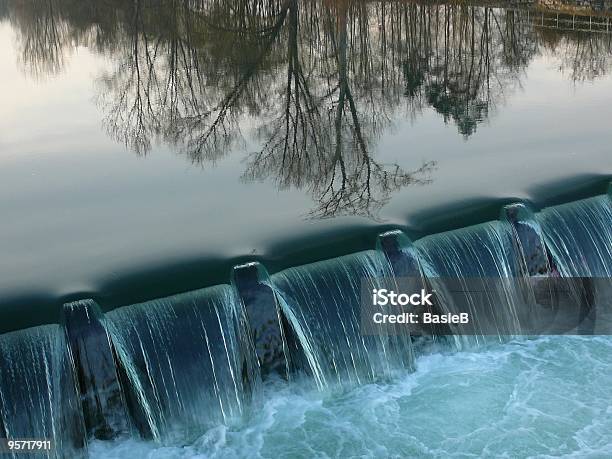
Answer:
[61,300,130,440]
[231,262,306,379]
[0,190,610,454]
[104,285,260,443]
[501,203,555,276]
[271,251,416,389]
[539,195,612,277]
[376,231,451,337]
[0,326,86,458]
[413,221,524,346]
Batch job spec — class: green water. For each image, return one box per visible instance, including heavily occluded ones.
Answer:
[1,3,611,456]
[0,1,611,322]
[88,336,612,458]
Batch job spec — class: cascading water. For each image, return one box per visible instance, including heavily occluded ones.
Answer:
[538,195,612,334]
[104,285,261,443]
[415,221,520,280]
[0,325,86,459]
[414,221,525,346]
[0,193,610,456]
[271,250,415,390]
[538,195,612,277]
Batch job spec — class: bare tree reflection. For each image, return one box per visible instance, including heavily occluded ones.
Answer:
[242,0,436,218]
[174,0,292,163]
[538,28,612,81]
[0,1,9,22]
[96,0,290,158]
[7,0,71,78]
[5,0,612,218]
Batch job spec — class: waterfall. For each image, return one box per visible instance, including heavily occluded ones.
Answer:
[538,195,612,334]
[414,221,525,346]
[105,285,261,443]
[0,325,86,459]
[416,221,520,278]
[271,250,415,390]
[0,191,609,452]
[538,195,612,277]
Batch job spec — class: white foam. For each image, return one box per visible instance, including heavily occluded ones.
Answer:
[90,337,612,458]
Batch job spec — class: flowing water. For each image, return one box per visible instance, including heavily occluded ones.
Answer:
[0,0,611,317]
[272,251,415,389]
[414,222,524,346]
[1,193,610,457]
[105,286,261,444]
[87,337,612,459]
[0,0,611,457]
[539,196,612,277]
[0,325,86,458]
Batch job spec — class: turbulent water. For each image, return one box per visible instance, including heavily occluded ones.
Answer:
[0,0,611,456]
[88,336,612,459]
[1,194,610,458]
[1,193,609,458]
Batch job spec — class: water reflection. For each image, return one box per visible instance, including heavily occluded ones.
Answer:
[2,0,612,217]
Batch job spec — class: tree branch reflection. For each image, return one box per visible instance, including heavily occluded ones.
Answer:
[4,0,612,218]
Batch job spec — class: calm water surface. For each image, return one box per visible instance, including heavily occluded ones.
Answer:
[0,0,611,322]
